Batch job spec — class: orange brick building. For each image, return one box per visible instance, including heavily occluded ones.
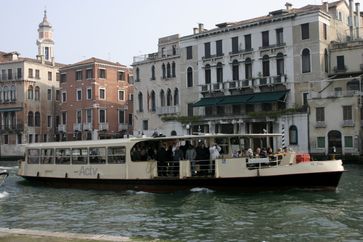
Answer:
[59,58,133,140]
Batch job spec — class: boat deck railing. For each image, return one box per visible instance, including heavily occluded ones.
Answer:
[157,160,216,178]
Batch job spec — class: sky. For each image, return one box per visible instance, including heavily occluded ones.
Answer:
[1,0,325,67]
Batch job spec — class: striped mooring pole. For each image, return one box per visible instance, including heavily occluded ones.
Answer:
[281,124,286,149]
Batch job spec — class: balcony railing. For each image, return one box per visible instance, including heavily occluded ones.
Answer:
[0,72,23,81]
[212,83,223,92]
[118,123,129,131]
[229,48,254,55]
[157,106,179,115]
[201,84,211,93]
[99,123,109,131]
[309,90,361,99]
[0,123,24,131]
[83,123,92,131]
[341,120,354,127]
[315,121,327,128]
[73,123,83,131]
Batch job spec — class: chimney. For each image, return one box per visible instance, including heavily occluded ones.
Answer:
[323,2,329,13]
[198,23,204,33]
[285,2,292,11]
[356,2,360,39]
[349,0,354,40]
[193,27,199,34]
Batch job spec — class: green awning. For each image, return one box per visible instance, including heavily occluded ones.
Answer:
[0,107,23,112]
[219,94,254,105]
[192,97,224,107]
[247,90,288,104]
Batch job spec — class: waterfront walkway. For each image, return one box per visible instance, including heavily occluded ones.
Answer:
[0,228,131,242]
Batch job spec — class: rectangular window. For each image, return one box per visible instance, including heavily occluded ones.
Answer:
[61,91,67,102]
[87,88,92,100]
[76,89,82,101]
[262,31,269,47]
[118,110,125,124]
[316,107,325,122]
[323,23,327,40]
[89,147,106,164]
[186,46,193,59]
[317,137,325,148]
[187,103,193,117]
[118,71,125,81]
[99,88,106,100]
[47,116,52,128]
[28,68,33,78]
[86,109,92,123]
[4,135,8,144]
[28,134,33,144]
[343,105,352,120]
[7,69,12,80]
[108,146,126,164]
[56,90,60,101]
[128,113,133,125]
[216,40,223,56]
[61,112,67,124]
[43,134,47,142]
[60,73,66,82]
[336,56,345,71]
[76,70,83,80]
[47,89,52,100]
[231,36,239,53]
[17,68,22,79]
[99,109,106,123]
[244,34,252,50]
[35,69,40,79]
[344,136,353,148]
[76,110,82,123]
[48,71,52,81]
[204,42,211,58]
[301,23,310,40]
[1,70,5,80]
[142,120,148,130]
[276,28,283,45]
[118,90,125,101]
[99,69,106,79]
[86,69,93,79]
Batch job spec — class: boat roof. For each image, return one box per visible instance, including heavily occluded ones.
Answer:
[26,133,282,149]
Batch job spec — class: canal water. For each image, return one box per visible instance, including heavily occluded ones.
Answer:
[0,162,362,241]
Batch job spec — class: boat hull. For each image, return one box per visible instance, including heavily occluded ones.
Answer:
[20,171,344,192]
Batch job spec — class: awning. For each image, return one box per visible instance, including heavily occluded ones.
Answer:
[0,107,23,112]
[247,90,288,104]
[192,97,224,107]
[218,94,253,105]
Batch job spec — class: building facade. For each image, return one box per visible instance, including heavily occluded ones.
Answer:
[59,58,133,140]
[0,11,61,157]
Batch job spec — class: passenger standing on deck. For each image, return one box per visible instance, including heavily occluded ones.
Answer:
[186,144,197,174]
[172,145,184,176]
[209,143,221,175]
[156,143,167,176]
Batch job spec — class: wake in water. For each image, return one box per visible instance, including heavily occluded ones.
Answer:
[0,191,9,199]
[190,187,215,193]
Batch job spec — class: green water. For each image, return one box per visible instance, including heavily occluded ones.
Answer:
[0,162,362,241]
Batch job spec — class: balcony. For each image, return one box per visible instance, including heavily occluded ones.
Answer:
[333,66,348,73]
[83,123,92,131]
[118,123,129,131]
[271,75,287,84]
[259,43,286,52]
[309,90,361,99]
[241,79,252,88]
[156,106,179,115]
[58,124,66,132]
[229,48,254,56]
[0,123,24,132]
[99,123,109,131]
[202,53,224,62]
[315,121,327,128]
[212,83,223,92]
[201,84,211,93]
[341,120,354,127]
[227,81,238,90]
[73,123,83,131]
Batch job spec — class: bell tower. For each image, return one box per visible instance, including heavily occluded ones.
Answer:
[36,10,54,61]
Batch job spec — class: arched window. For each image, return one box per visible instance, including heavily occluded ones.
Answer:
[138,92,143,112]
[167,63,171,78]
[216,62,223,83]
[324,49,329,73]
[276,53,284,76]
[34,112,40,127]
[28,85,33,100]
[167,88,172,106]
[187,67,193,87]
[232,59,239,81]
[174,88,179,106]
[172,62,176,77]
[10,85,16,101]
[160,90,165,107]
[151,65,155,80]
[205,64,211,84]
[245,58,252,79]
[3,86,9,101]
[262,55,270,77]
[347,79,361,91]
[151,90,156,112]
[28,111,34,127]
[135,68,140,82]
[34,86,40,101]
[162,63,166,79]
[289,125,298,145]
[302,48,311,73]
[171,130,177,136]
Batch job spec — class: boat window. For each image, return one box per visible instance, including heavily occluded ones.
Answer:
[130,141,159,161]
[108,146,126,164]
[55,148,71,164]
[27,149,40,164]
[72,148,88,164]
[215,138,229,155]
[41,148,54,164]
[89,147,106,164]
